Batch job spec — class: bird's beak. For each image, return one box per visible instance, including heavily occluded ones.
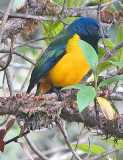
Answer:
[99,32,109,39]
[104,32,109,38]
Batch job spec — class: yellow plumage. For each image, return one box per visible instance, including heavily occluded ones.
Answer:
[48,34,90,87]
[38,34,90,94]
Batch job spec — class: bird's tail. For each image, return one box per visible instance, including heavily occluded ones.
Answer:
[26,84,34,94]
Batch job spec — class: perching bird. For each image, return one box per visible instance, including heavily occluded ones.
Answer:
[27,17,109,99]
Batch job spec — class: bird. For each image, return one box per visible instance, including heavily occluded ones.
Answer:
[27,17,109,100]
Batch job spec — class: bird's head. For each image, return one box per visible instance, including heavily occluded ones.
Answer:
[67,17,109,53]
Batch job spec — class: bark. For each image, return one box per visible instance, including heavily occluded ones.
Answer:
[0,92,123,139]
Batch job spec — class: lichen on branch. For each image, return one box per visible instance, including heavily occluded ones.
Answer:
[0,92,123,139]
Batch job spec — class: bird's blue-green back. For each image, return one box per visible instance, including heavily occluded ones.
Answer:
[27,29,74,93]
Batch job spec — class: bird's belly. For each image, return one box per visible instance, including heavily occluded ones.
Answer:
[48,34,90,87]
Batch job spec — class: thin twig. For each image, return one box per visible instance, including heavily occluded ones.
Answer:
[0,86,27,93]
[25,135,50,160]
[16,43,43,49]
[20,138,88,160]
[60,0,67,15]
[71,128,85,160]
[0,39,13,71]
[0,54,8,61]
[10,62,30,69]
[74,0,79,7]
[87,147,120,160]
[17,141,34,160]
[0,0,15,43]
[0,115,9,126]
[14,36,53,49]
[0,50,35,64]
[57,0,69,26]
[5,69,14,96]
[2,71,6,96]
[56,120,82,160]
[97,0,109,53]
[20,65,33,92]
[5,131,29,145]
[101,40,123,62]
[84,136,91,159]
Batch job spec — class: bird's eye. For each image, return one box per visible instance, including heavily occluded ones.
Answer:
[95,27,98,30]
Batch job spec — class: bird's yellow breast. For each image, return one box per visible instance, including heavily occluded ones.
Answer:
[47,34,90,87]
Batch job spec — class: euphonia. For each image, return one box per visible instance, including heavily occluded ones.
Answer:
[27,17,109,99]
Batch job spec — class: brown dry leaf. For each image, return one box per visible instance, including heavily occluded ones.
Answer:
[6,119,16,134]
[0,129,6,139]
[0,139,5,152]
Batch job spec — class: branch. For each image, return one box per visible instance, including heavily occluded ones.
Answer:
[0,0,15,43]
[0,39,13,71]
[1,0,121,42]
[5,131,29,145]
[5,69,14,96]
[56,120,82,160]
[25,135,50,160]
[101,40,123,62]
[71,128,85,160]
[14,36,53,49]
[0,49,35,64]
[0,92,123,139]
[84,136,91,159]
[97,0,109,53]
[87,147,120,160]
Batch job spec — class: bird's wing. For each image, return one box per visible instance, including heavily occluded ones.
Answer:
[27,29,74,93]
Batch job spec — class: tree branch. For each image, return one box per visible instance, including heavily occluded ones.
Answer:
[56,120,82,160]
[1,0,121,42]
[0,0,15,43]
[87,147,120,160]
[0,92,123,139]
[25,134,50,160]
[101,40,123,62]
[0,49,35,64]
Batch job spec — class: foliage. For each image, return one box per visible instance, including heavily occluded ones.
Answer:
[72,143,108,159]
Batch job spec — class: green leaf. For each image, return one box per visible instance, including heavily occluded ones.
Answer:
[115,25,123,68]
[86,0,116,11]
[77,86,96,112]
[78,39,98,72]
[62,84,85,90]
[52,0,63,6]
[105,39,115,49]
[42,21,64,45]
[97,61,112,75]
[98,45,106,60]
[98,38,114,60]
[53,0,84,7]
[99,38,114,50]
[62,85,96,112]
[99,75,123,87]
[97,60,123,75]
[107,139,123,150]
[72,143,107,159]
[109,61,123,67]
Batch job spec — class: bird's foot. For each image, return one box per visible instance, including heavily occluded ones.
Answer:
[53,87,63,101]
